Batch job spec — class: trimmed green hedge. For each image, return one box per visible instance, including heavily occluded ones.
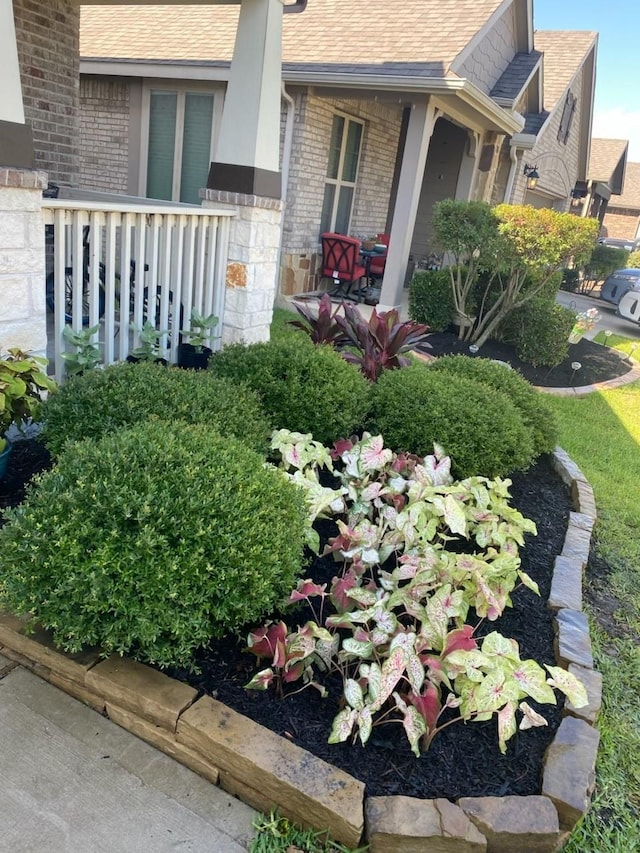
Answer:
[502,300,575,368]
[430,354,558,455]
[208,338,370,445]
[40,361,271,456]
[0,422,307,669]
[409,270,455,331]
[371,364,534,478]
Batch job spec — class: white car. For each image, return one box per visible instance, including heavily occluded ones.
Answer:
[617,289,640,325]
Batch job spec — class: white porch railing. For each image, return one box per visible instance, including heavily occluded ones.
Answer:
[42,196,235,379]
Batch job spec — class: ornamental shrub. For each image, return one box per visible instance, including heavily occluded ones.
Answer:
[502,299,575,368]
[409,270,456,331]
[208,339,370,445]
[430,354,558,455]
[40,361,271,456]
[0,422,307,669]
[627,250,640,269]
[370,364,534,478]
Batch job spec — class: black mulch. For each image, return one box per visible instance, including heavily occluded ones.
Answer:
[417,331,632,388]
[0,441,574,800]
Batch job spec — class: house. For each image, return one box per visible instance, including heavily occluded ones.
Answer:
[78,1,600,311]
[574,137,629,227]
[600,161,640,243]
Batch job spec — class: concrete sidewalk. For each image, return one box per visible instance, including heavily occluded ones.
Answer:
[0,656,256,852]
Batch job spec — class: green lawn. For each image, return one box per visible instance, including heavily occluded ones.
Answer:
[546,371,640,852]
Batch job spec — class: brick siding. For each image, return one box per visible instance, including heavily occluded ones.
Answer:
[79,76,130,193]
[601,208,640,241]
[13,0,79,188]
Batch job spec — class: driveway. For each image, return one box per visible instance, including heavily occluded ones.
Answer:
[555,290,640,341]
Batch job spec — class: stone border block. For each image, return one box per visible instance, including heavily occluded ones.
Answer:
[457,796,560,853]
[560,520,591,568]
[571,480,597,521]
[564,664,602,724]
[177,696,365,849]
[548,555,583,611]
[366,796,487,852]
[554,609,593,669]
[542,716,599,831]
[86,656,197,733]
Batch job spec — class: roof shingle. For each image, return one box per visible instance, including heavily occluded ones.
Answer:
[588,138,628,186]
[533,30,597,112]
[609,162,640,210]
[490,50,542,101]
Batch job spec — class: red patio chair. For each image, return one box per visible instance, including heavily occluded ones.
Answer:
[368,233,390,281]
[320,232,367,301]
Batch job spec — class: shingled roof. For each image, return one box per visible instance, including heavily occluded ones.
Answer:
[533,30,597,112]
[80,0,507,75]
[491,50,542,102]
[609,162,640,210]
[588,138,629,194]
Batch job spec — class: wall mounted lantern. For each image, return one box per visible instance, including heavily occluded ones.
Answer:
[523,163,540,189]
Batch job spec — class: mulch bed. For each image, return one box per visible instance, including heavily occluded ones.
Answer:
[418,331,632,387]
[0,439,574,800]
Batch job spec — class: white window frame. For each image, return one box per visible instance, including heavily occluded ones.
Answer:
[139,80,223,202]
[321,110,365,234]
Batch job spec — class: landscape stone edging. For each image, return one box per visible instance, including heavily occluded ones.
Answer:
[534,354,640,397]
[0,447,600,852]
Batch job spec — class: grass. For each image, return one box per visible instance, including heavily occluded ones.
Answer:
[249,812,369,853]
[591,330,640,360]
[546,368,640,852]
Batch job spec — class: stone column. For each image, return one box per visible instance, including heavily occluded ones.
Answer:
[202,189,283,345]
[0,168,48,357]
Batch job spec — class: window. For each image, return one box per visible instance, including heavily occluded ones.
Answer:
[320,113,364,235]
[557,92,577,146]
[145,89,216,205]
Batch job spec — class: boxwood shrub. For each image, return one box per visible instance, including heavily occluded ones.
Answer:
[0,421,307,669]
[409,270,455,331]
[370,364,534,478]
[40,361,271,456]
[208,338,370,445]
[502,299,575,368]
[430,354,558,455]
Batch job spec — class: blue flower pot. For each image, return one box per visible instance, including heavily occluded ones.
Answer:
[0,442,12,480]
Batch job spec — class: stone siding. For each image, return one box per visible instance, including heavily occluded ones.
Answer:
[601,207,640,241]
[0,169,48,356]
[12,0,79,188]
[457,4,517,94]
[79,76,130,193]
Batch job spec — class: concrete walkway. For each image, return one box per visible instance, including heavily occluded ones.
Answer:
[0,656,257,852]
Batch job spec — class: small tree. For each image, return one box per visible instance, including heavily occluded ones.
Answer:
[432,200,502,339]
[580,244,629,293]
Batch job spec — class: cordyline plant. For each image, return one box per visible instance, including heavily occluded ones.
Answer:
[433,200,599,347]
[289,295,431,382]
[246,429,587,757]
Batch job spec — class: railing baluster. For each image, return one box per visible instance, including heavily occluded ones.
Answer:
[132,212,147,348]
[194,220,207,316]
[53,208,67,379]
[88,210,104,354]
[71,212,85,332]
[159,214,174,354]
[204,217,218,325]
[147,215,161,328]
[182,219,196,336]
[170,215,187,363]
[119,212,133,362]
[103,212,118,365]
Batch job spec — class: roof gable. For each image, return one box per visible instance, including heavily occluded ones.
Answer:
[588,138,629,195]
[609,162,640,210]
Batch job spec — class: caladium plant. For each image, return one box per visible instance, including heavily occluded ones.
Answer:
[248,430,588,756]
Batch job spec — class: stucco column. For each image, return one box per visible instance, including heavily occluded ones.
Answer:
[208,0,283,199]
[0,0,35,169]
[379,99,437,311]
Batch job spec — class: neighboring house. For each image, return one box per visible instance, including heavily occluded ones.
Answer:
[77,0,600,307]
[576,137,629,227]
[601,162,640,243]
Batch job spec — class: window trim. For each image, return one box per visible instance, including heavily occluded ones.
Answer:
[321,110,365,235]
[139,80,223,203]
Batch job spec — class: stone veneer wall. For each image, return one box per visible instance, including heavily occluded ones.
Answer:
[202,189,282,344]
[12,0,79,188]
[79,76,130,194]
[0,168,48,355]
[280,93,402,297]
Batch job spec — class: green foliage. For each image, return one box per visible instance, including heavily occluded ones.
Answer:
[429,355,558,455]
[208,339,370,445]
[0,421,307,669]
[0,348,56,452]
[61,324,102,376]
[584,245,630,284]
[627,250,640,269]
[560,267,580,293]
[40,361,270,456]
[502,299,575,368]
[180,307,219,352]
[129,320,168,361]
[251,811,368,853]
[246,432,585,757]
[409,270,456,331]
[369,365,534,478]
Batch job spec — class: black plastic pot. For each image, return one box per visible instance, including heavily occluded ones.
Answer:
[126,355,168,367]
[177,344,212,371]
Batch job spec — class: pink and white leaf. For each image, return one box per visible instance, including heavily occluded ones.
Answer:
[370,646,407,712]
[497,701,517,754]
[246,621,288,662]
[511,660,556,704]
[360,435,393,472]
[518,701,549,730]
[288,579,328,604]
[356,707,373,745]
[517,570,540,596]
[444,494,467,536]
[393,693,427,758]
[545,665,589,708]
[245,668,275,691]
[328,708,357,744]
[344,678,364,710]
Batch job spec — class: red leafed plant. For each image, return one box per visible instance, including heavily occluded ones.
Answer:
[335,302,431,382]
[288,293,348,346]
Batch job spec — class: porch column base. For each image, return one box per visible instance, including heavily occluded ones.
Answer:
[0,167,48,357]
[0,120,35,171]
[207,161,281,200]
[201,188,283,345]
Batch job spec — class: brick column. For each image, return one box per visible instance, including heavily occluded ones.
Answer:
[0,168,47,356]
[202,189,283,345]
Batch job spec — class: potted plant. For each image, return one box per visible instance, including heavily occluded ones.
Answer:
[61,324,102,376]
[0,348,57,479]
[177,308,219,370]
[127,321,169,366]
